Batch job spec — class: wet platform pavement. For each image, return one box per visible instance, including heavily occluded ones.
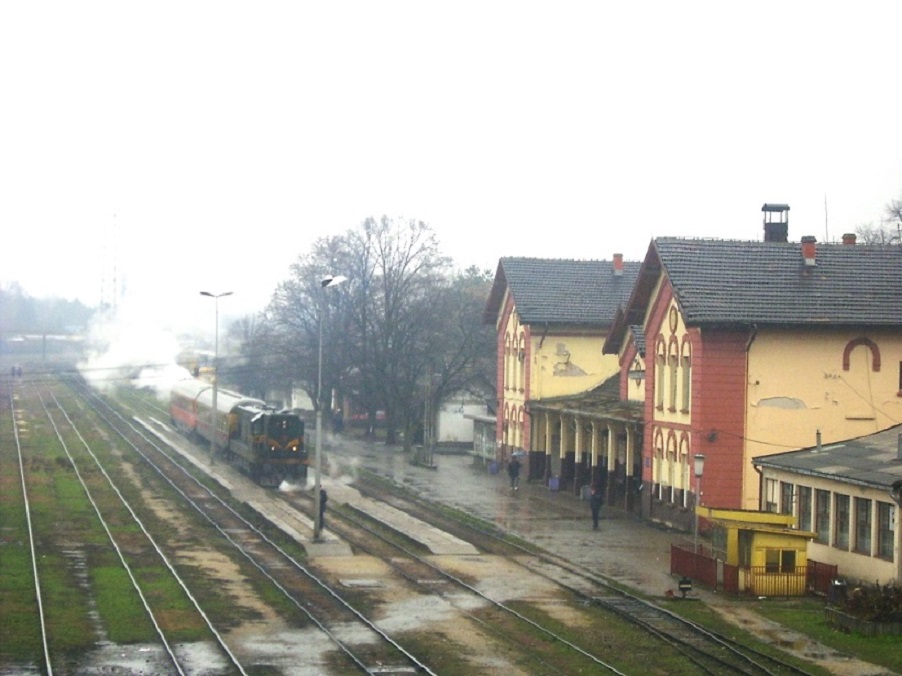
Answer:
[325,439,695,600]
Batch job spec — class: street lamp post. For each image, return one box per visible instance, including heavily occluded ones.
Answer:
[313,275,347,541]
[693,453,706,554]
[200,291,233,464]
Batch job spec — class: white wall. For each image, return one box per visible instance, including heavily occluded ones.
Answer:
[436,400,487,443]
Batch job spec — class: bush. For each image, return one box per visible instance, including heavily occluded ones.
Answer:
[843,583,902,623]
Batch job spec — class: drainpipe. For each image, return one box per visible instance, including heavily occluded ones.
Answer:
[753,462,764,511]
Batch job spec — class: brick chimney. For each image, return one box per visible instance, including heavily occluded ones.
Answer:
[613,253,624,276]
[842,233,857,245]
[801,236,817,266]
[762,203,790,242]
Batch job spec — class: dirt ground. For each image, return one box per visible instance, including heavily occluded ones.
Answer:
[706,600,895,676]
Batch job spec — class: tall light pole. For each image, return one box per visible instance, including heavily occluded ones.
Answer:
[693,453,706,554]
[313,275,347,541]
[200,291,233,464]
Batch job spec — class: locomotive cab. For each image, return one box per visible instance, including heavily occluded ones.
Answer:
[233,406,307,486]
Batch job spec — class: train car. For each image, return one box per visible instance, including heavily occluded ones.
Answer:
[170,378,307,487]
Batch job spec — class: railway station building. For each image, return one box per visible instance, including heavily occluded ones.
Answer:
[483,255,642,504]
[485,207,902,533]
[603,208,902,532]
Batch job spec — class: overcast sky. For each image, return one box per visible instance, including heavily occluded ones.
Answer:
[3,2,902,329]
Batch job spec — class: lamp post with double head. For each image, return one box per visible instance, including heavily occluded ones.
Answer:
[693,453,706,554]
[313,275,347,541]
[200,291,233,464]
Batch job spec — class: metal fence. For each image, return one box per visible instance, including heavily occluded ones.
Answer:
[670,545,718,589]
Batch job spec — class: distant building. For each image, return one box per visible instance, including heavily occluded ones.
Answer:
[434,388,491,446]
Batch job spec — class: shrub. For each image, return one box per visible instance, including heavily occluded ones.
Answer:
[843,583,902,623]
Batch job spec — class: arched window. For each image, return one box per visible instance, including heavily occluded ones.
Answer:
[518,332,527,392]
[666,433,678,503]
[504,334,512,391]
[653,428,665,500]
[668,337,679,412]
[679,435,691,507]
[680,338,692,413]
[655,338,667,410]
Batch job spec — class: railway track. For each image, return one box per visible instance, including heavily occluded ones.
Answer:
[118,384,636,673]
[40,388,238,675]
[66,376,437,674]
[127,382,818,674]
[6,383,52,675]
[347,468,816,675]
[2,374,821,674]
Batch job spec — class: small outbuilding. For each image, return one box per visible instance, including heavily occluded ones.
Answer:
[701,507,816,596]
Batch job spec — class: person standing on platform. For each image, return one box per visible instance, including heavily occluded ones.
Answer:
[589,486,603,529]
[319,488,328,530]
[507,456,521,490]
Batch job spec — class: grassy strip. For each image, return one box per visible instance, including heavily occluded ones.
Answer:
[753,597,902,674]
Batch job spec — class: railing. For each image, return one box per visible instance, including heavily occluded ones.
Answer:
[747,566,807,596]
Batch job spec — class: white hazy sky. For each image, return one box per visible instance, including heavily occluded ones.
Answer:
[3,1,902,328]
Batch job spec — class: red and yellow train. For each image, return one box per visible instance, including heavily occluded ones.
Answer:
[170,378,307,487]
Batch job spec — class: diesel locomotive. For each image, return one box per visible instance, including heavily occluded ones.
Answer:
[170,378,307,487]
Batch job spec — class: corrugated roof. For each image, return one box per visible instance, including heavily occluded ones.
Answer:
[753,425,902,490]
[484,257,641,326]
[654,238,902,326]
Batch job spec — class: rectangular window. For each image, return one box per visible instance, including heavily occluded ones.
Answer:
[764,479,778,512]
[798,486,812,532]
[854,497,872,554]
[877,502,895,561]
[815,489,831,544]
[764,549,797,573]
[780,482,794,516]
[834,494,850,550]
[781,549,796,573]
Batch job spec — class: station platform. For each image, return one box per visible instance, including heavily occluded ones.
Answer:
[147,415,693,599]
[324,439,694,599]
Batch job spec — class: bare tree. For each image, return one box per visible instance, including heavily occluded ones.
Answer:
[883,197,902,232]
[856,221,900,245]
[255,216,494,453]
[266,234,352,422]
[344,216,451,447]
[225,313,280,401]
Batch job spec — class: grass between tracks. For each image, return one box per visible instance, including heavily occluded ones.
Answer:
[0,387,249,669]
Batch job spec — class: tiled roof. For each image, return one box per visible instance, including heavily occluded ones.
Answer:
[753,425,902,491]
[628,325,646,356]
[655,238,902,326]
[484,257,641,326]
